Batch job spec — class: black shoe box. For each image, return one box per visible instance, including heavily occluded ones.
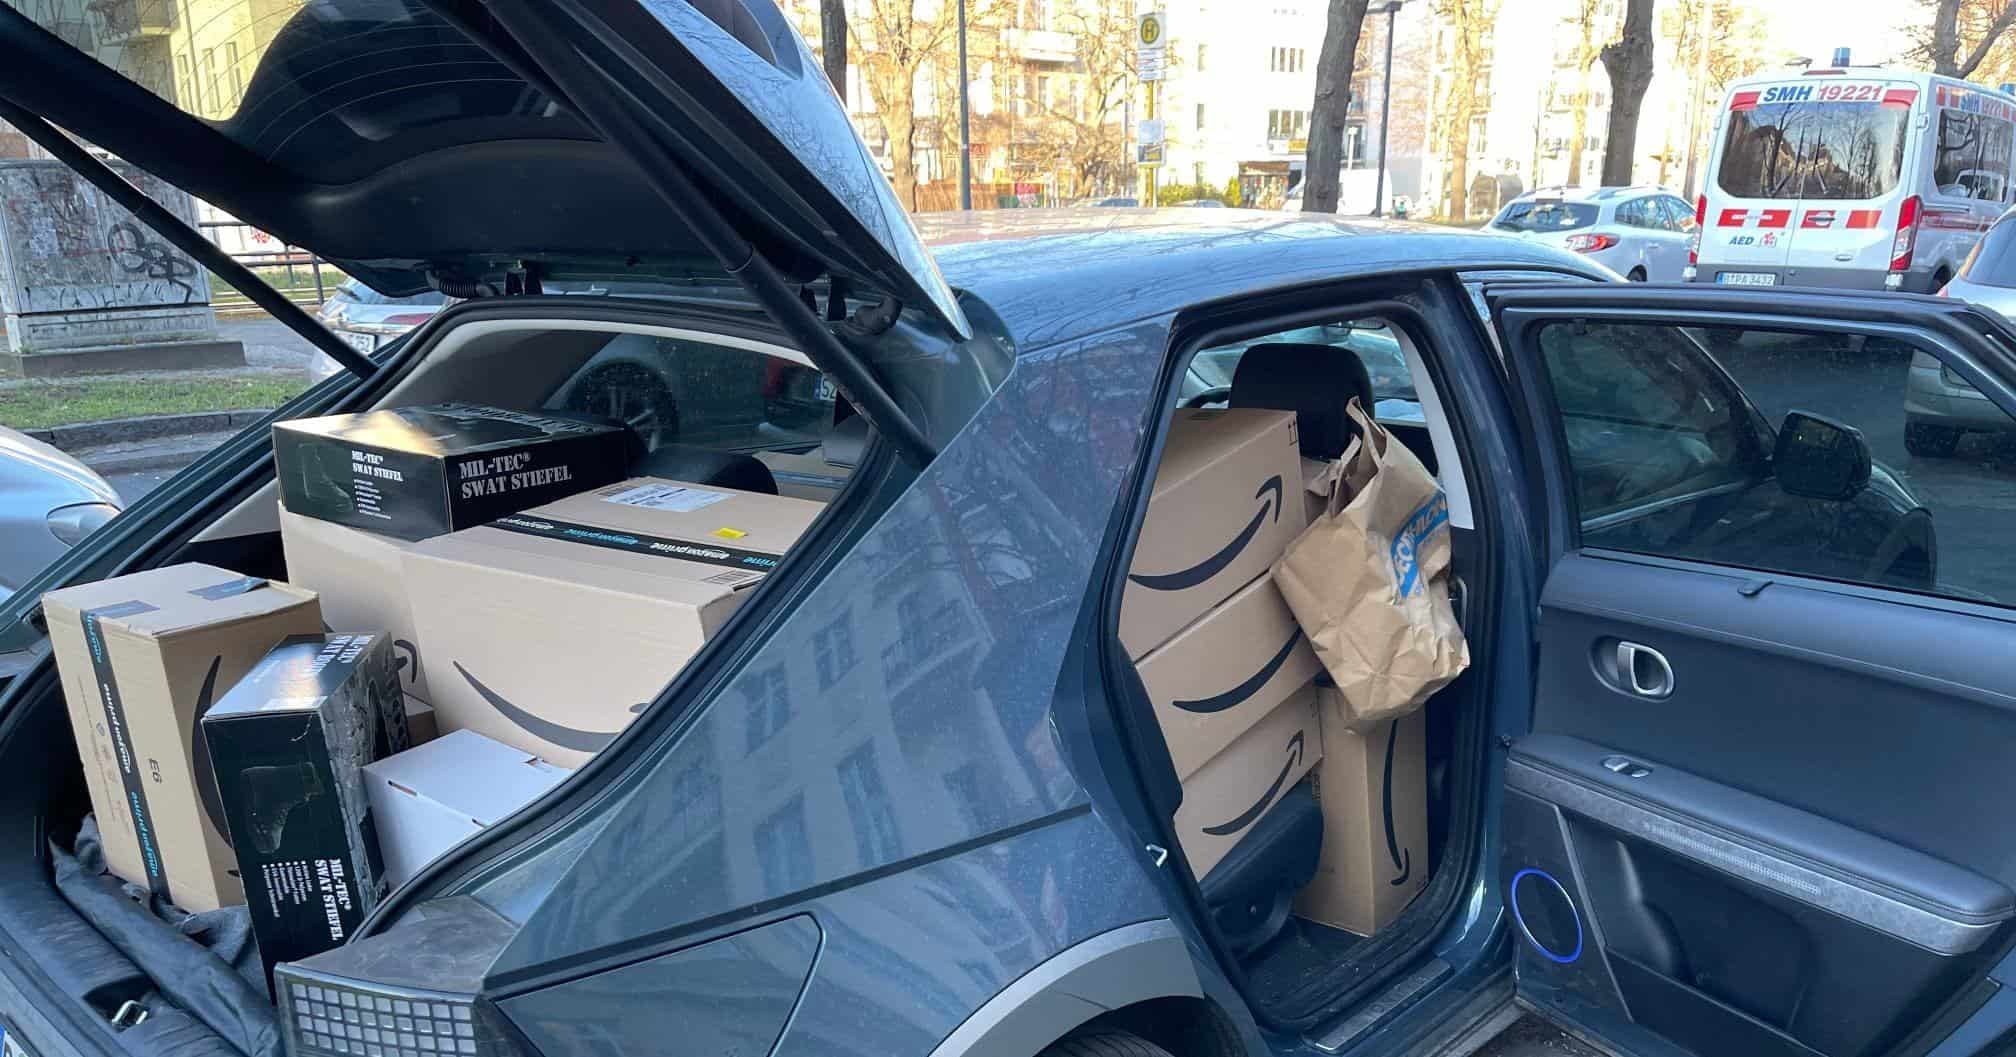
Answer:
[200,633,411,991]
[273,403,638,541]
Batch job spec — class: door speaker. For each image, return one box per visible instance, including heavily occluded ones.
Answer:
[1511,867,1583,964]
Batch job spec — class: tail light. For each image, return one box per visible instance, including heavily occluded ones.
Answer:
[1891,194,1922,273]
[1690,195,1707,263]
[384,312,435,327]
[1565,233,1619,253]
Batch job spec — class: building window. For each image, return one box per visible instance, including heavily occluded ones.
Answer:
[837,744,902,863]
[1468,114,1488,155]
[1196,43,1207,71]
[742,665,792,752]
[1268,109,1309,140]
[1196,102,1207,130]
[813,610,857,689]
[755,796,814,891]
[201,47,218,113]
[223,41,243,107]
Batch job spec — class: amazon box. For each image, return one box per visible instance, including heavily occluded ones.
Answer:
[273,403,635,542]
[404,478,824,766]
[1295,687,1428,936]
[42,566,323,912]
[365,730,571,888]
[1121,409,1305,659]
[200,634,409,987]
[279,508,435,739]
[1135,571,1321,780]
[1173,686,1322,878]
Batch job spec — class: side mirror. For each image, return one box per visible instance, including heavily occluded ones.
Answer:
[1774,411,1872,501]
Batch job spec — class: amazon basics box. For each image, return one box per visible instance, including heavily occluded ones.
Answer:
[1172,686,1321,877]
[200,634,409,987]
[273,403,635,541]
[279,508,436,740]
[365,730,571,888]
[42,566,323,912]
[1134,571,1321,780]
[404,478,824,766]
[1120,409,1305,659]
[1295,687,1428,936]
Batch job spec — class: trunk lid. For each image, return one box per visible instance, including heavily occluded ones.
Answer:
[0,0,967,337]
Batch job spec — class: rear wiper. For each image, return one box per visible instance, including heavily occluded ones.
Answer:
[0,100,377,381]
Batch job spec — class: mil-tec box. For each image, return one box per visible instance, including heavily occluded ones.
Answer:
[200,633,410,987]
[42,566,323,913]
[1120,409,1306,659]
[364,730,572,888]
[404,478,823,766]
[273,403,636,541]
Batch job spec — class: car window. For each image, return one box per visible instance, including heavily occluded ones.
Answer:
[1958,216,2016,288]
[1614,199,1650,228]
[1492,201,1599,232]
[1190,321,1422,424]
[1659,196,1699,232]
[541,333,835,454]
[1539,322,2016,606]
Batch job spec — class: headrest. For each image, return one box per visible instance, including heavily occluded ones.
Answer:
[631,444,779,495]
[1229,342,1375,461]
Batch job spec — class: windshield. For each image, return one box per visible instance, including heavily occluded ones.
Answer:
[1492,201,1599,232]
[1960,215,2016,288]
[1717,94,1909,200]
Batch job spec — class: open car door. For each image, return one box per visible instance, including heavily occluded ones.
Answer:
[1488,284,2016,1057]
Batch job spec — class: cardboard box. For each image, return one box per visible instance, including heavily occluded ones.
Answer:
[1295,688,1428,936]
[1135,571,1321,780]
[1173,686,1322,878]
[364,730,572,888]
[279,508,436,729]
[273,403,635,541]
[403,478,824,765]
[42,565,323,912]
[200,634,409,986]
[1121,409,1306,659]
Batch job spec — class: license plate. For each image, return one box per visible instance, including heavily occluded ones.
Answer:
[341,330,377,354]
[1716,271,1779,286]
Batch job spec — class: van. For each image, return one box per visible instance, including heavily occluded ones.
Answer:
[1686,60,2016,292]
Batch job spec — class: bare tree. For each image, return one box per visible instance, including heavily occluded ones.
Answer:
[1564,0,1608,185]
[822,0,849,101]
[1302,0,1373,213]
[1922,0,2016,77]
[852,0,968,209]
[1017,2,1137,198]
[1431,0,1494,220]
[1663,0,1766,195]
[1598,0,1653,186]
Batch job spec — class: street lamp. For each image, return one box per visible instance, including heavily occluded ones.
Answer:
[1371,0,1403,218]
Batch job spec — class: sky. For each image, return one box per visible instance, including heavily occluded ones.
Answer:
[1761,0,1922,67]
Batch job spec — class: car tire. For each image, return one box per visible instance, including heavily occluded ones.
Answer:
[1905,422,1964,458]
[1038,1031,1180,1057]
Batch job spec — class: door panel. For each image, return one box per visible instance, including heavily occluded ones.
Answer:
[1490,286,2016,1057]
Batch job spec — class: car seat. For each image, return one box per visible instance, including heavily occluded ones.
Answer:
[1229,342,1376,460]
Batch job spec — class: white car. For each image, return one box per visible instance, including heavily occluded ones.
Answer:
[1489,186,1698,281]
[305,279,453,379]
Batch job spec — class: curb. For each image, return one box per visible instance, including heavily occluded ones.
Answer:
[25,409,274,451]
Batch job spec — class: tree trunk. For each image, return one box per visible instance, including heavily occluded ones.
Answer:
[1567,99,1587,184]
[887,101,919,210]
[1598,0,1654,187]
[821,0,849,102]
[1448,137,1470,221]
[1930,0,1962,76]
[1303,0,1373,213]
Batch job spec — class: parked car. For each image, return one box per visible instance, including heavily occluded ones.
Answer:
[6,6,2016,1057]
[1910,207,2016,454]
[306,280,452,379]
[1489,185,1697,281]
[1091,196,1141,207]
[0,425,120,609]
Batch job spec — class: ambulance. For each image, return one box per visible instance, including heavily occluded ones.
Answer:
[1686,55,2016,293]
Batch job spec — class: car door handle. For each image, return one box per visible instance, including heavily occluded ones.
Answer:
[1614,641,1674,699]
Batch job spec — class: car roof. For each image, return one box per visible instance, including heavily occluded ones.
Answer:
[917,209,1607,349]
[1515,185,1672,205]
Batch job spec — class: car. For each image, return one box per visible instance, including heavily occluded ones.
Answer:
[1091,196,1141,207]
[305,280,453,380]
[4,6,2016,1057]
[0,425,120,609]
[1910,207,2016,455]
[1183,199,1227,208]
[1488,185,1698,281]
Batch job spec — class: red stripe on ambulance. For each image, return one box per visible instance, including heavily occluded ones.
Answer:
[1846,210,1882,229]
[1882,87,1919,107]
[1802,210,1837,228]
[1717,208,1749,226]
[1729,90,1761,112]
[1757,209,1791,228]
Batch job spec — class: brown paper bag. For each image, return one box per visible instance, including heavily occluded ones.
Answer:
[1273,398,1468,729]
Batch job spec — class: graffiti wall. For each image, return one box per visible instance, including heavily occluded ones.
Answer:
[0,159,219,355]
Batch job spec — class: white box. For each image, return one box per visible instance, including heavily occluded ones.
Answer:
[363,730,571,888]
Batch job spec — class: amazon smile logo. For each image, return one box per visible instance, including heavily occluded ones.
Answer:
[1202,729,1303,836]
[1171,629,1303,714]
[455,663,646,752]
[190,655,231,847]
[1382,718,1412,886]
[1129,475,1283,592]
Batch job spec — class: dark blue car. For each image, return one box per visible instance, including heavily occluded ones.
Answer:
[3,4,2016,1057]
